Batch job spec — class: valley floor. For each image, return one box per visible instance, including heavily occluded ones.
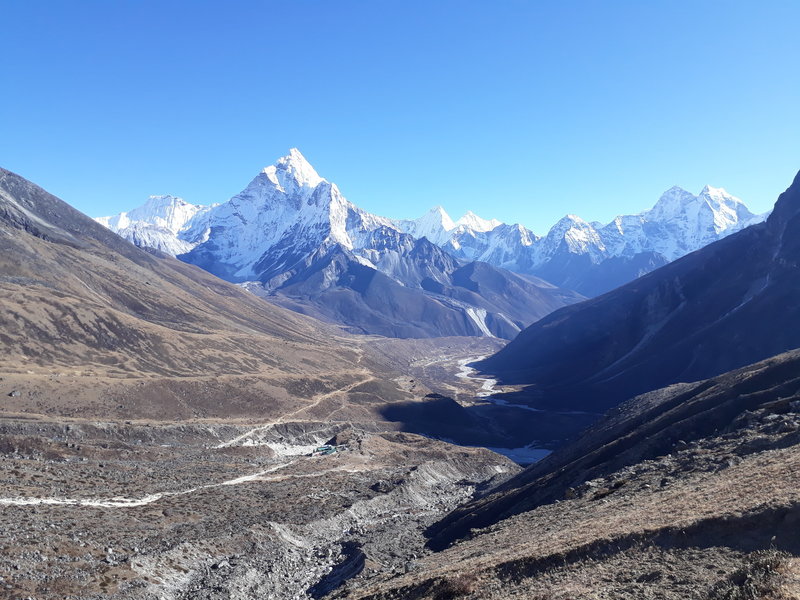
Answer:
[6,338,799,599]
[0,337,527,600]
[0,417,517,599]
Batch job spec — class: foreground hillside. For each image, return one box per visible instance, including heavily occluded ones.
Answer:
[0,167,355,382]
[342,350,800,599]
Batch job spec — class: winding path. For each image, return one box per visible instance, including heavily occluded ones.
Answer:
[0,374,381,509]
[214,374,375,449]
[0,462,363,508]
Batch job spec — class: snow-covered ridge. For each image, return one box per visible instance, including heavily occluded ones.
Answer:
[95,149,766,294]
[456,211,503,233]
[96,195,204,234]
[594,184,765,262]
[96,195,216,255]
[392,206,502,245]
[400,184,766,272]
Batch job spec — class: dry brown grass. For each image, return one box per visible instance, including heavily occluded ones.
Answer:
[709,550,797,600]
[348,440,800,599]
[434,574,478,599]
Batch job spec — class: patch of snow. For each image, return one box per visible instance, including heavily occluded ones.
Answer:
[464,307,495,337]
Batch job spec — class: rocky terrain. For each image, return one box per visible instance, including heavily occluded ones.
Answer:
[341,349,800,599]
[0,418,517,599]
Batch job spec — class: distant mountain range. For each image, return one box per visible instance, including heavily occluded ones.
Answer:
[395,184,765,296]
[96,149,766,335]
[97,150,581,339]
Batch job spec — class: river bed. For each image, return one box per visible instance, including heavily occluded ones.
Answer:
[456,356,553,465]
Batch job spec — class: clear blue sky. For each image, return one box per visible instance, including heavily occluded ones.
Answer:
[1,1,798,234]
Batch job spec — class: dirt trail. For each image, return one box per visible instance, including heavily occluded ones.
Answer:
[214,373,375,449]
[0,461,366,509]
[0,373,380,510]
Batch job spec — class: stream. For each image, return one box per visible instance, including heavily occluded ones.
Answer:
[456,356,553,465]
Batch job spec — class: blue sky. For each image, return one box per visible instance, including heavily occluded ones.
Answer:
[1,0,798,234]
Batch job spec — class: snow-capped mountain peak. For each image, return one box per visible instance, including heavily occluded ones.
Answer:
[542,214,606,259]
[426,205,456,231]
[94,194,214,256]
[455,210,503,232]
[261,148,324,191]
[394,205,457,244]
[696,185,743,212]
[95,194,201,234]
[595,184,761,263]
[648,184,750,223]
[185,150,401,278]
[646,186,698,221]
[699,184,728,198]
[697,185,759,234]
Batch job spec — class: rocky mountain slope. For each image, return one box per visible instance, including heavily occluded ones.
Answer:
[243,235,579,339]
[0,165,414,417]
[341,348,800,599]
[477,169,800,411]
[96,150,582,339]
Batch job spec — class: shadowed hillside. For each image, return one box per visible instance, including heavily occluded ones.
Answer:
[478,169,800,412]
